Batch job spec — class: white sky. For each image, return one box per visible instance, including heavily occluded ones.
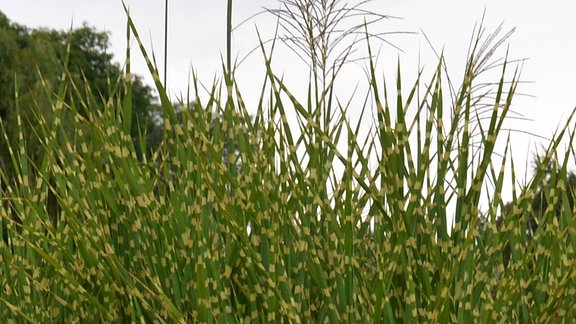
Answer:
[2,0,576,198]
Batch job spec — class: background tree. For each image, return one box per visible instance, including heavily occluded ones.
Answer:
[0,11,162,178]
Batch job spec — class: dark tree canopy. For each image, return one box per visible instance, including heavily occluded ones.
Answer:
[0,11,162,178]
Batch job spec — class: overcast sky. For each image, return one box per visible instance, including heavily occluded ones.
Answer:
[2,0,576,186]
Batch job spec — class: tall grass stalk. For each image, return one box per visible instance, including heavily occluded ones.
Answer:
[1,1,576,322]
[164,0,168,87]
[227,0,233,74]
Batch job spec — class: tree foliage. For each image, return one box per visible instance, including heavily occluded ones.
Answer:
[0,11,161,179]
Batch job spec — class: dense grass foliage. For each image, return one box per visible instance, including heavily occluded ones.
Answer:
[1,1,576,322]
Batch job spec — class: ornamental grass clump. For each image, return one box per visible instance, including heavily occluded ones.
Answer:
[1,0,576,322]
